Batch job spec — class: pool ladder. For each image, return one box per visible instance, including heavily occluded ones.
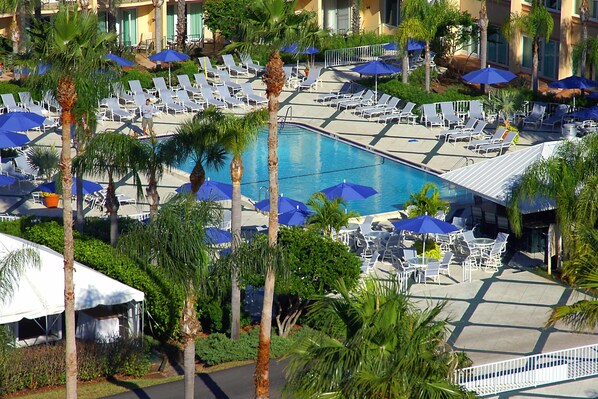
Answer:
[279,106,293,129]
[449,156,474,171]
[258,186,269,203]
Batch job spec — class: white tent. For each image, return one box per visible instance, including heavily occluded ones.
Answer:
[0,233,144,341]
[441,141,561,214]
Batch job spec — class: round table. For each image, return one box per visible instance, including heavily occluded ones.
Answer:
[471,237,494,249]
[366,231,390,248]
[407,256,441,282]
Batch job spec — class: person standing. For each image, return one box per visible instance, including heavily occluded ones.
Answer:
[141,98,155,136]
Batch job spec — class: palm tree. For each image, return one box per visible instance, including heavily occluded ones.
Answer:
[220,108,268,341]
[119,195,220,399]
[351,0,361,33]
[578,0,590,77]
[26,8,116,398]
[0,244,40,301]
[478,0,489,91]
[27,145,59,182]
[74,131,146,247]
[547,228,598,331]
[152,0,164,53]
[306,192,358,238]
[404,182,449,218]
[176,0,187,50]
[483,89,524,129]
[161,107,228,194]
[507,134,598,278]
[224,2,317,395]
[572,38,598,78]
[284,277,475,399]
[503,0,554,94]
[141,136,165,220]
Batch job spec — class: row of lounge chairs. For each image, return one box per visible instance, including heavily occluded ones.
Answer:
[421,101,484,128]
[200,54,265,77]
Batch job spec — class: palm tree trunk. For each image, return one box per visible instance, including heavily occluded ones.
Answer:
[154,0,164,53]
[147,172,160,220]
[76,169,85,232]
[189,161,206,194]
[181,292,199,399]
[532,37,539,94]
[479,1,489,93]
[108,0,117,33]
[351,0,360,33]
[230,155,243,340]
[580,0,589,77]
[57,75,78,399]
[105,176,121,247]
[255,50,284,399]
[424,41,431,93]
[176,0,187,51]
[402,52,409,84]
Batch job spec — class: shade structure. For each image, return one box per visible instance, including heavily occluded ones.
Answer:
[0,112,46,133]
[392,215,458,256]
[462,66,517,85]
[254,194,308,214]
[176,178,233,201]
[38,178,103,195]
[320,179,377,201]
[106,53,136,67]
[570,105,598,120]
[280,43,320,55]
[352,61,401,100]
[278,206,311,226]
[382,39,425,51]
[0,132,30,149]
[205,227,233,245]
[148,49,190,87]
[0,175,16,186]
[548,75,598,90]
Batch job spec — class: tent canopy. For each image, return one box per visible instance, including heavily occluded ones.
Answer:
[440,142,560,214]
[0,233,144,325]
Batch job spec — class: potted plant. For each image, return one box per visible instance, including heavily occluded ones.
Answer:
[40,192,60,208]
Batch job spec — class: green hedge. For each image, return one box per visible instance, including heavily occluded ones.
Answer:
[195,325,318,366]
[0,81,25,99]
[120,68,154,90]
[0,219,183,341]
[0,337,149,395]
[374,77,484,106]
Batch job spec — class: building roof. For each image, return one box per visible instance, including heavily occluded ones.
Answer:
[0,233,144,325]
[441,142,561,213]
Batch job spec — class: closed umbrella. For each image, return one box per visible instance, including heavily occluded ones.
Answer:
[38,178,103,195]
[392,215,458,256]
[148,49,190,87]
[106,53,136,67]
[319,179,377,201]
[176,178,233,201]
[254,193,308,214]
[351,61,401,101]
[0,112,46,133]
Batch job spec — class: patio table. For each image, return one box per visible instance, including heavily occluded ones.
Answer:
[407,256,440,282]
[365,230,390,249]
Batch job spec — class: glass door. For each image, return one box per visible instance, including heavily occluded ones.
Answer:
[121,9,137,48]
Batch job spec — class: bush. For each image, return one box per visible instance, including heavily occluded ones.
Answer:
[0,337,149,395]
[195,325,317,366]
[120,68,153,89]
[414,240,441,259]
[0,81,24,98]
[374,78,484,106]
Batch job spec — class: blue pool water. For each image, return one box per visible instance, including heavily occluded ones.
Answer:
[175,125,469,215]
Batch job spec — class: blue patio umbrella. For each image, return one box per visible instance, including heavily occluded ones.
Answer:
[205,227,233,245]
[106,53,136,67]
[149,49,190,87]
[0,132,30,149]
[176,178,233,201]
[570,105,598,120]
[352,61,401,100]
[0,175,16,186]
[38,178,103,195]
[0,112,46,133]
[320,179,377,201]
[278,206,311,226]
[281,43,320,55]
[549,76,598,108]
[382,39,426,51]
[392,215,458,256]
[254,193,308,214]
[588,92,598,99]
[462,66,517,85]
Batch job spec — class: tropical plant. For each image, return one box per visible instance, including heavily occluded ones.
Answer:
[26,145,59,182]
[0,243,40,301]
[224,1,318,396]
[140,137,165,220]
[578,0,591,77]
[220,108,268,340]
[0,0,34,54]
[74,131,145,246]
[25,8,116,398]
[547,228,598,331]
[503,0,554,93]
[161,107,228,194]
[404,183,449,218]
[284,277,476,399]
[483,89,524,129]
[507,134,598,278]
[307,192,358,238]
[204,0,251,40]
[572,38,598,78]
[119,195,220,399]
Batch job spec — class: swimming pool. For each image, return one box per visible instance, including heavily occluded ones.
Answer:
[175,124,469,215]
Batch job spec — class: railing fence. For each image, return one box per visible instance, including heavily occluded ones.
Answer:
[324,44,386,68]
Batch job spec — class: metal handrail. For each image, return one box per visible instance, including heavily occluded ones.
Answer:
[453,343,598,396]
[324,44,386,68]
[448,156,474,171]
[279,106,293,129]
[258,186,269,203]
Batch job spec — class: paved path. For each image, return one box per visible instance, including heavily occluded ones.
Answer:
[105,360,286,399]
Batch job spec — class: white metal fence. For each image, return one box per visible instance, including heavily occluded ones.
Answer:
[454,343,598,396]
[324,44,387,68]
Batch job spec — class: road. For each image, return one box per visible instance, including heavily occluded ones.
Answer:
[105,360,287,399]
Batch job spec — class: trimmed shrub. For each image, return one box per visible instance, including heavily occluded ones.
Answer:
[373,78,484,106]
[0,81,24,99]
[195,325,317,366]
[120,68,153,89]
[0,337,149,395]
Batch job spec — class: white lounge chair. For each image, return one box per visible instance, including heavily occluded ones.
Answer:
[198,57,220,77]
[18,91,35,108]
[177,74,203,99]
[355,94,391,115]
[240,54,265,74]
[522,103,546,128]
[104,97,135,121]
[421,104,444,127]
[446,121,487,144]
[222,54,250,76]
[315,82,353,103]
[2,93,27,112]
[158,90,186,114]
[476,131,517,155]
[469,100,485,121]
[128,80,153,100]
[216,85,244,108]
[27,103,58,131]
[329,89,365,107]
[338,91,374,110]
[438,118,477,140]
[297,67,322,91]
[153,77,177,96]
[240,83,267,106]
[112,82,135,105]
[440,102,462,127]
[200,87,227,109]
[541,104,569,129]
[467,127,507,150]
[175,90,204,112]
[193,73,220,92]
[14,155,39,180]
[362,97,400,118]
[215,69,242,92]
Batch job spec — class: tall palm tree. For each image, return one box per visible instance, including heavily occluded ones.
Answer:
[176,0,187,50]
[220,108,268,340]
[507,134,598,278]
[572,38,598,78]
[404,182,449,218]
[161,107,228,194]
[351,0,361,33]
[284,277,475,399]
[578,0,590,77]
[478,0,489,92]
[0,245,40,301]
[224,2,317,395]
[503,0,554,94]
[152,0,164,53]
[306,192,358,238]
[141,136,165,220]
[26,8,116,398]
[119,195,220,399]
[74,131,146,247]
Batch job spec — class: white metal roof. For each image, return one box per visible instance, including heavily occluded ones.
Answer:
[0,233,144,325]
[441,141,561,213]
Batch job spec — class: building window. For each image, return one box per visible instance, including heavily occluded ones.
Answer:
[523,0,561,10]
[384,0,401,26]
[487,26,509,66]
[522,36,533,69]
[521,36,559,79]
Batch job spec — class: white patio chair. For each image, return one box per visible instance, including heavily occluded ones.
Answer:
[522,103,546,128]
[200,87,227,109]
[315,82,353,103]
[175,90,204,112]
[468,100,485,121]
[240,83,267,106]
[297,67,322,91]
[177,74,203,99]
[240,53,265,74]
[438,251,453,276]
[467,127,506,150]
[421,104,444,127]
[158,90,186,114]
[216,85,244,108]
[198,56,220,77]
[2,93,27,112]
[440,102,463,127]
[423,262,441,284]
[222,54,250,76]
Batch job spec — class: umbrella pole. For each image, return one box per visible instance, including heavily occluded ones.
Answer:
[168,64,171,88]
[375,76,378,104]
